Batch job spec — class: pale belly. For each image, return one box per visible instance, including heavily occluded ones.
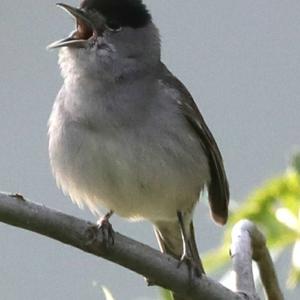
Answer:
[49,109,210,223]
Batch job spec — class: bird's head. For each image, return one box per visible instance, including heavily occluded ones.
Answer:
[48,0,161,80]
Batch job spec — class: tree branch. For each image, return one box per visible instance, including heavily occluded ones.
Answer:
[0,192,282,299]
[231,220,284,300]
[0,192,240,299]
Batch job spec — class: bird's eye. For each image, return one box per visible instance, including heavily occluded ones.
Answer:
[106,20,122,32]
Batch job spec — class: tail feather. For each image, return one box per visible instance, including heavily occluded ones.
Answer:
[154,221,204,300]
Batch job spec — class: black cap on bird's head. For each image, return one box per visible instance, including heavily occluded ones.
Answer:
[48,0,151,49]
[80,0,151,28]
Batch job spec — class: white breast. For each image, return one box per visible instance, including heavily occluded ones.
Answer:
[48,75,210,223]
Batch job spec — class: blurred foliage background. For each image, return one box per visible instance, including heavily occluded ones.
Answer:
[202,152,300,290]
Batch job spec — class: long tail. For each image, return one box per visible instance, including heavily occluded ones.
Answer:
[154,220,204,300]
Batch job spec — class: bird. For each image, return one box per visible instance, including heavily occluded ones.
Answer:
[48,0,229,299]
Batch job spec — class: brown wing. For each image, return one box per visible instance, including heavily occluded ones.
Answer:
[161,65,229,225]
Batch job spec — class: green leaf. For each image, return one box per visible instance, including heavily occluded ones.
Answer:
[160,288,173,300]
[203,153,300,288]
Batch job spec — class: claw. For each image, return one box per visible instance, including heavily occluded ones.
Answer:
[10,193,25,200]
[97,210,114,247]
[177,254,202,279]
[145,278,155,286]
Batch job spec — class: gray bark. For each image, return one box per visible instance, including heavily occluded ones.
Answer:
[0,192,283,300]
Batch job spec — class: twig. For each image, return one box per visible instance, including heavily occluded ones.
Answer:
[231,220,284,300]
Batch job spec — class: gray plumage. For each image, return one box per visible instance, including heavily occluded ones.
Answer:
[48,2,229,299]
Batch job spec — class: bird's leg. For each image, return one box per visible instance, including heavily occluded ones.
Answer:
[97,210,115,246]
[177,211,202,278]
[177,211,192,265]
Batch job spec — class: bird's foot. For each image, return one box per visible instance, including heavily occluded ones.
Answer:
[145,278,155,286]
[97,211,115,247]
[177,254,202,279]
[10,193,25,200]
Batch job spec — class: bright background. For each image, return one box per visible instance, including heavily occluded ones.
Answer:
[1,0,299,299]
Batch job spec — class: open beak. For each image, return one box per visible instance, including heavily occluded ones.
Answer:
[47,3,96,49]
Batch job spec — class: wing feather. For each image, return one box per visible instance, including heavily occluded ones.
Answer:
[160,65,229,224]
